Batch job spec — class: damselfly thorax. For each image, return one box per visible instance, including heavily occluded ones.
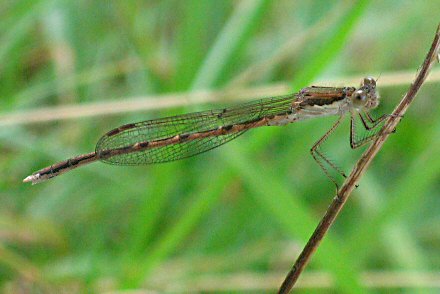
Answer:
[24,77,387,186]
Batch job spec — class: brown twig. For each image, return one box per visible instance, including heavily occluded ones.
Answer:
[278,23,440,294]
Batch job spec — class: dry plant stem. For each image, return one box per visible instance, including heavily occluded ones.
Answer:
[2,70,440,127]
[278,23,440,294]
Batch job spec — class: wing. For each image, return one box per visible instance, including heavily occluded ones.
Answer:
[95,94,295,165]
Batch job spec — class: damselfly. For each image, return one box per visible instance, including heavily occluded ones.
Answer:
[24,77,388,186]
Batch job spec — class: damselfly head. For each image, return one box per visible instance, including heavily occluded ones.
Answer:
[350,76,380,110]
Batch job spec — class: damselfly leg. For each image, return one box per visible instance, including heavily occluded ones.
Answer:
[350,110,397,149]
[312,110,390,188]
[361,111,389,130]
[310,116,347,188]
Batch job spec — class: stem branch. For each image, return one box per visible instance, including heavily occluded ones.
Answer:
[278,23,440,294]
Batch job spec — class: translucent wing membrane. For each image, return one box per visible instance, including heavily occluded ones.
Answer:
[96,94,295,165]
[103,131,246,165]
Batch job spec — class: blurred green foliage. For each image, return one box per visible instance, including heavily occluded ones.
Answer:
[1,0,439,293]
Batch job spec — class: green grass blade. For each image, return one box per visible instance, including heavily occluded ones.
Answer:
[190,0,271,90]
[291,0,371,90]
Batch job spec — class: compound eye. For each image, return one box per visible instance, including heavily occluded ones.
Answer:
[363,76,376,88]
[352,90,367,105]
[356,91,366,100]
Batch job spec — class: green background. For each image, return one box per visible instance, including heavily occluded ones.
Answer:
[1,1,439,293]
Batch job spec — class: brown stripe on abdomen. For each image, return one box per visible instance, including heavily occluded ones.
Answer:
[102,117,271,158]
[36,152,98,179]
